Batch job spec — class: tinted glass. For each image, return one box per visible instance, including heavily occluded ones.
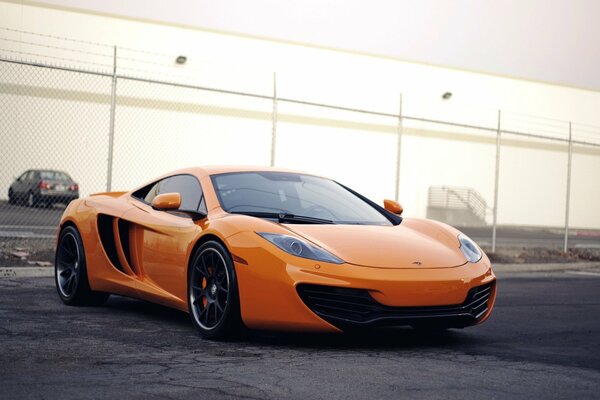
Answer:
[40,171,70,181]
[133,174,206,213]
[211,172,391,225]
[140,181,161,204]
[159,175,205,212]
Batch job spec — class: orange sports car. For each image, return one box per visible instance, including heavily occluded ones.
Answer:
[55,166,496,339]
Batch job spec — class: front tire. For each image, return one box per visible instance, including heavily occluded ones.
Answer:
[188,240,242,340]
[55,225,110,306]
[7,189,15,205]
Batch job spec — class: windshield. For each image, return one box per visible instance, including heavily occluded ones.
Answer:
[211,171,392,225]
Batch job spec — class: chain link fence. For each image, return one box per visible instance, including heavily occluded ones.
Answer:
[1,29,600,267]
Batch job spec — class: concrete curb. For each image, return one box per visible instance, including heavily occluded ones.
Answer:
[492,262,600,273]
[1,261,599,278]
[1,267,54,278]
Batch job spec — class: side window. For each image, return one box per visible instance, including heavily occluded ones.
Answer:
[18,171,29,181]
[131,180,160,203]
[131,174,206,213]
[143,182,161,204]
[27,171,37,181]
[158,175,206,212]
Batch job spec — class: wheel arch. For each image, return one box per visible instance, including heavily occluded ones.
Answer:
[57,197,92,236]
[58,219,80,239]
[187,233,232,276]
[59,219,78,230]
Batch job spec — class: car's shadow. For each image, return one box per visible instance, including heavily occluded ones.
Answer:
[247,326,478,350]
[101,294,482,350]
[103,294,190,324]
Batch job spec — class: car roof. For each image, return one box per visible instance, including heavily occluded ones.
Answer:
[125,166,329,197]
[163,165,326,179]
[28,169,69,174]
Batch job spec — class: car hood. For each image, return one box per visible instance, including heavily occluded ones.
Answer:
[284,220,467,269]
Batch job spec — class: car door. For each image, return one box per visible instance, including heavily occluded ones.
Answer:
[27,171,39,195]
[121,174,207,309]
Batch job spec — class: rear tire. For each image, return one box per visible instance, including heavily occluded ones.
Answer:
[55,225,110,306]
[27,192,38,208]
[7,190,15,205]
[188,240,243,340]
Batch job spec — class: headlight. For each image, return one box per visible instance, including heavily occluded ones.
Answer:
[458,233,482,263]
[257,232,344,264]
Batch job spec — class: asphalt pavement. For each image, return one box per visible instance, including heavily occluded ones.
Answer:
[0,272,599,399]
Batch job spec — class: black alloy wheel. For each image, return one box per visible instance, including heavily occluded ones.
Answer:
[55,225,110,306]
[188,240,242,339]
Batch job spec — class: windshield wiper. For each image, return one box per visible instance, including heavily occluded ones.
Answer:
[230,211,335,224]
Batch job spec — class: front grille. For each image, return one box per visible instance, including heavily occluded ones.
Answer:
[296,282,494,329]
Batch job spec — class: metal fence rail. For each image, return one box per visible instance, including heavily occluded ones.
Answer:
[428,186,488,221]
[1,31,600,261]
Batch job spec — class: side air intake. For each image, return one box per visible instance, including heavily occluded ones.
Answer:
[117,218,133,270]
[97,214,124,272]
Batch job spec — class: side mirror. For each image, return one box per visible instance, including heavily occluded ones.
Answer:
[383,199,403,215]
[152,192,181,211]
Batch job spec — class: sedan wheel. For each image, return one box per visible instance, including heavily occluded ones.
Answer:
[188,241,242,339]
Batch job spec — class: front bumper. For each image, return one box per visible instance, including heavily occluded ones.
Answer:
[227,232,497,332]
[297,281,494,329]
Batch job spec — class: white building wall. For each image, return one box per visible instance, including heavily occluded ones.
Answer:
[0,1,599,229]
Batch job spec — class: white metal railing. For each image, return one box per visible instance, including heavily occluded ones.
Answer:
[1,27,599,253]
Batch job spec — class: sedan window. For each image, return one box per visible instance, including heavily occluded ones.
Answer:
[40,171,70,181]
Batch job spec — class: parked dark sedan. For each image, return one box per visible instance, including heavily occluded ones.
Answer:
[8,170,79,207]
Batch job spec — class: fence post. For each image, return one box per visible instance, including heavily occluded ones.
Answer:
[394,94,403,201]
[106,45,117,192]
[270,72,277,167]
[492,110,501,253]
[564,122,573,253]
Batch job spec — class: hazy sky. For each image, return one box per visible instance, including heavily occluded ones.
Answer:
[36,0,600,90]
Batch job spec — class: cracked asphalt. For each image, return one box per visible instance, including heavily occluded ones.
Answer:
[1,273,599,400]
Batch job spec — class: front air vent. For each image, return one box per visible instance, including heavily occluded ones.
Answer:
[297,282,494,329]
[97,214,124,273]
